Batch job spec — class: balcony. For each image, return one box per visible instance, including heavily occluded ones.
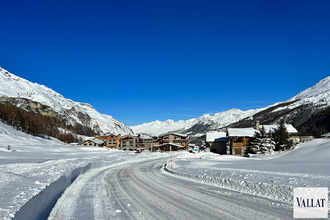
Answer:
[232,142,245,147]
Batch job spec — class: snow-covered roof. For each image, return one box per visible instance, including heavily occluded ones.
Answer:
[261,124,298,134]
[138,134,153,139]
[158,132,188,138]
[321,133,330,138]
[227,128,258,137]
[206,131,227,142]
[153,143,185,148]
[85,138,104,145]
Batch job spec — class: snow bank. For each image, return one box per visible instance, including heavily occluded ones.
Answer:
[163,139,330,205]
[13,163,91,220]
[163,163,292,203]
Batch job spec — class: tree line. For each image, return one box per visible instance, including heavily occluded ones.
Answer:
[0,103,96,143]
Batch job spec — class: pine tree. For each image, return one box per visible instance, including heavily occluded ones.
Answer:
[311,123,320,137]
[273,121,292,151]
[246,126,275,155]
[299,126,308,136]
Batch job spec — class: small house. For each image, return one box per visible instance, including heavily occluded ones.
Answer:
[206,131,228,154]
[227,128,258,156]
[81,138,104,147]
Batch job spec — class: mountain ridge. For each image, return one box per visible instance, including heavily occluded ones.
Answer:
[0,67,133,135]
[131,76,330,136]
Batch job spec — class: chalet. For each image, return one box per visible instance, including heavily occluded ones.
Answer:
[206,131,228,154]
[227,128,257,156]
[119,135,136,151]
[95,134,121,148]
[81,138,104,147]
[152,132,189,152]
[227,122,298,156]
[119,134,153,151]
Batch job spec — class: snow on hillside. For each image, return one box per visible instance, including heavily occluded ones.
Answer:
[133,76,330,136]
[0,120,166,219]
[0,67,132,135]
[290,76,330,103]
[0,120,63,148]
[130,118,197,136]
[1,118,329,219]
[131,108,262,136]
[272,76,330,112]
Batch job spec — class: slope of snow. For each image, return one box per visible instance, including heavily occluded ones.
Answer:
[0,120,63,148]
[289,76,330,102]
[195,108,261,126]
[0,119,329,219]
[0,67,132,135]
[271,76,330,113]
[0,120,165,219]
[131,108,262,136]
[130,118,197,136]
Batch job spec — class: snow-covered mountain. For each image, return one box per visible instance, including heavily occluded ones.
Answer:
[130,118,197,136]
[0,67,133,135]
[230,76,330,132]
[131,108,262,136]
[287,76,330,106]
[132,76,330,137]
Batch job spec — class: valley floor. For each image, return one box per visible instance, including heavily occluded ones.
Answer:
[0,135,329,219]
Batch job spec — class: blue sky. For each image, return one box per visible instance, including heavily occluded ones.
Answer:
[1,0,329,126]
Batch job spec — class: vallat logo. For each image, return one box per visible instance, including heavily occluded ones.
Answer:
[293,187,328,219]
[296,197,326,208]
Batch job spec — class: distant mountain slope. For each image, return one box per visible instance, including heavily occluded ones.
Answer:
[130,118,197,136]
[0,67,133,135]
[131,108,262,136]
[229,76,330,133]
[132,76,330,137]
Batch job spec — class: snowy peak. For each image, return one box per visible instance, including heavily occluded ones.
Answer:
[289,76,330,104]
[131,108,262,136]
[0,67,133,135]
[130,118,197,136]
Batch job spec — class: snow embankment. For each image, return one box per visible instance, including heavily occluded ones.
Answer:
[0,141,167,220]
[13,163,91,220]
[163,163,292,203]
[163,139,330,204]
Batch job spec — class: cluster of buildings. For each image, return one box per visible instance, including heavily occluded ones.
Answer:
[80,132,189,152]
[206,121,298,156]
[80,121,299,157]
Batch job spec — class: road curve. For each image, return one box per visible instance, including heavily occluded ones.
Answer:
[49,157,293,220]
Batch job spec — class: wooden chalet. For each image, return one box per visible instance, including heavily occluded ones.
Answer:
[227,122,298,156]
[95,134,121,148]
[152,132,189,152]
[227,128,257,156]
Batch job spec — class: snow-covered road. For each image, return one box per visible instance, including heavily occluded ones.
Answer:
[49,157,292,220]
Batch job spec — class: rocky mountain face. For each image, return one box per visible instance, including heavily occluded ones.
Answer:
[0,67,133,135]
[132,76,330,137]
[230,76,330,133]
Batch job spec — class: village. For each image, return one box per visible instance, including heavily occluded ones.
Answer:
[77,121,307,157]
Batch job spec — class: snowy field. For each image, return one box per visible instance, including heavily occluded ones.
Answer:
[1,119,329,219]
[0,122,167,219]
[166,139,330,208]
